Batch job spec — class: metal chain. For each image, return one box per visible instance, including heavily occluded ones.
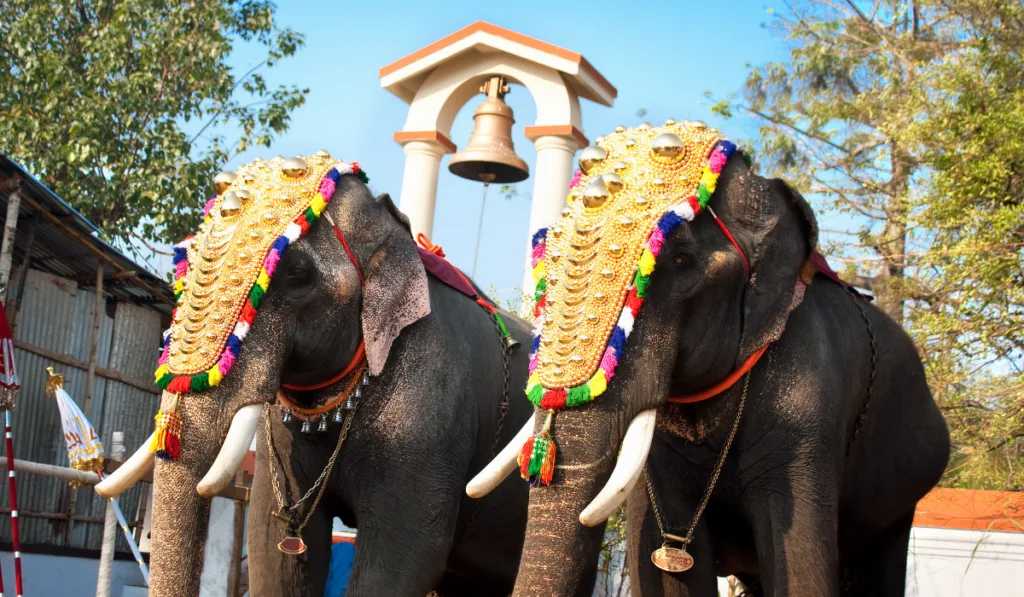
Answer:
[646,369,752,548]
[265,396,355,534]
[845,290,877,456]
[455,313,512,544]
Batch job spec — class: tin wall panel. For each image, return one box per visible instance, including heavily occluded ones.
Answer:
[3,269,162,552]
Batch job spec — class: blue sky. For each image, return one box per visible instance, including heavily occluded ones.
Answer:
[193,0,787,305]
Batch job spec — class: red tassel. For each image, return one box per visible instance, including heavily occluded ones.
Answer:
[518,411,557,486]
[151,395,183,461]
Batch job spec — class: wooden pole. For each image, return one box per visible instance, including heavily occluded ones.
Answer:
[0,180,23,303]
[226,469,247,597]
[83,261,104,417]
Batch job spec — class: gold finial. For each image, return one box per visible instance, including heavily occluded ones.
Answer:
[45,367,63,396]
[282,157,308,178]
[578,146,608,174]
[213,171,237,194]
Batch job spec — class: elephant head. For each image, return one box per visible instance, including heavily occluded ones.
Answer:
[470,122,818,595]
[94,155,430,597]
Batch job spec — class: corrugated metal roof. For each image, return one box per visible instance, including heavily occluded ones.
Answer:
[0,154,170,552]
[0,153,174,314]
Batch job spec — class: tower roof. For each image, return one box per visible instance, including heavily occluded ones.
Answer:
[380,21,616,107]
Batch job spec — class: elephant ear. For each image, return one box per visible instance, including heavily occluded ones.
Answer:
[735,175,818,360]
[361,193,431,375]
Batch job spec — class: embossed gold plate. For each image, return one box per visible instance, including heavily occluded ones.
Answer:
[536,122,723,388]
[651,545,694,573]
[167,154,341,376]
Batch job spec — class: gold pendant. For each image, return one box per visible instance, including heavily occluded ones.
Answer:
[278,536,307,555]
[651,544,694,573]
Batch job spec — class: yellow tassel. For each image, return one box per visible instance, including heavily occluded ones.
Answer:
[151,394,182,461]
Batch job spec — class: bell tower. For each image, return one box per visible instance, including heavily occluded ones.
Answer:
[379,21,615,293]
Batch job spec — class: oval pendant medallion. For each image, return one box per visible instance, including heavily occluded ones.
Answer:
[651,545,694,573]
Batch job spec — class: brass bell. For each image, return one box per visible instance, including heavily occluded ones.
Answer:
[220,191,243,217]
[504,334,521,353]
[213,171,236,194]
[282,157,308,178]
[449,76,529,184]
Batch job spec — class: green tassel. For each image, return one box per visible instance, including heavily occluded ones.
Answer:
[527,384,544,405]
[190,371,210,392]
[249,283,265,308]
[566,385,592,407]
[493,312,510,338]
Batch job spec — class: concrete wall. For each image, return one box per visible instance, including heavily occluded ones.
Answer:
[0,551,146,597]
[907,526,1024,596]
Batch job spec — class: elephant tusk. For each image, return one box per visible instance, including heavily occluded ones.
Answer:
[94,433,157,498]
[579,408,657,527]
[196,404,262,498]
[466,413,537,499]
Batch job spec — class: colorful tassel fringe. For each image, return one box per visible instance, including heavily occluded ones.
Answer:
[519,140,738,486]
[518,411,557,486]
[151,396,182,461]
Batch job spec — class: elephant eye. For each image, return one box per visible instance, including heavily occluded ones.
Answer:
[673,255,687,265]
[287,265,311,282]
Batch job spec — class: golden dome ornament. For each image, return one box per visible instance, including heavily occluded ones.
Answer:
[651,133,686,162]
[579,145,608,174]
[220,191,243,218]
[213,171,237,194]
[281,157,308,178]
[664,118,677,126]
[612,161,629,173]
[602,172,624,194]
[583,177,611,208]
[637,122,653,130]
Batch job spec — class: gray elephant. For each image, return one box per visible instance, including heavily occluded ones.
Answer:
[470,122,949,596]
[96,154,533,596]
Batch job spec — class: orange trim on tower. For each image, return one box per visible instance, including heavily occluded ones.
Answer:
[393,130,458,154]
[378,21,617,99]
[523,125,589,148]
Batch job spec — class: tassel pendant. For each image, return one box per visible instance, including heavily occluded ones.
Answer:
[151,393,183,461]
[518,410,557,486]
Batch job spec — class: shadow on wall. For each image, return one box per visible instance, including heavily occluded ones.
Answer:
[0,550,147,596]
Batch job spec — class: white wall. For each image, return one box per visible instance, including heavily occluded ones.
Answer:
[907,526,1024,597]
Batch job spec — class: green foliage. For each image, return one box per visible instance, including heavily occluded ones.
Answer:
[0,0,307,249]
[716,1,1024,489]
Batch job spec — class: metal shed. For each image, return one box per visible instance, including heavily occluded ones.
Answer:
[0,153,174,556]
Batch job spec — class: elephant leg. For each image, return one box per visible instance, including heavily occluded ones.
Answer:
[343,475,462,596]
[840,510,913,597]
[627,471,718,597]
[742,477,840,597]
[246,457,333,597]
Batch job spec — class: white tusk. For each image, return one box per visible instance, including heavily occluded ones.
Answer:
[579,409,657,527]
[94,433,157,498]
[196,404,262,498]
[466,413,537,498]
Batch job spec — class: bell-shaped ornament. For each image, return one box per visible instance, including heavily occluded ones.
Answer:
[300,418,313,434]
[504,334,521,353]
[332,407,344,424]
[282,410,293,424]
[448,76,529,184]
[343,392,357,411]
[360,372,370,387]
[317,416,328,433]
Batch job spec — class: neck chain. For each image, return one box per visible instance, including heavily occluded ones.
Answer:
[646,362,755,573]
[265,365,364,555]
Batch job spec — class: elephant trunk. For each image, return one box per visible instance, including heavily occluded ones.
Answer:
[147,392,232,597]
[510,407,622,597]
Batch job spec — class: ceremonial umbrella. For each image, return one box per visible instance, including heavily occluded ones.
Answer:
[46,368,150,586]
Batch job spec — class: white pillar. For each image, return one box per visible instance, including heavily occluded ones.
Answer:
[397,140,447,239]
[96,500,117,597]
[521,134,579,296]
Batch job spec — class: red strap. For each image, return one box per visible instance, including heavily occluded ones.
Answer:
[708,207,749,278]
[416,234,498,314]
[281,341,366,391]
[667,344,769,404]
[326,213,365,285]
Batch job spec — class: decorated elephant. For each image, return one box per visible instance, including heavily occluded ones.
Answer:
[469,122,950,596]
[96,154,534,596]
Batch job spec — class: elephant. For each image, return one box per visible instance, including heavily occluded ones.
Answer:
[469,122,950,596]
[96,155,534,597]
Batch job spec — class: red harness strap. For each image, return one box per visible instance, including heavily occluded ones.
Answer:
[667,344,769,404]
[281,212,366,392]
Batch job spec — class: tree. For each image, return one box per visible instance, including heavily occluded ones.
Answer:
[711,0,1024,489]
[0,0,307,251]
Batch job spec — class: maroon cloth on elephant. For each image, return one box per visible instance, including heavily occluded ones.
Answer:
[417,247,479,300]
[809,251,871,300]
